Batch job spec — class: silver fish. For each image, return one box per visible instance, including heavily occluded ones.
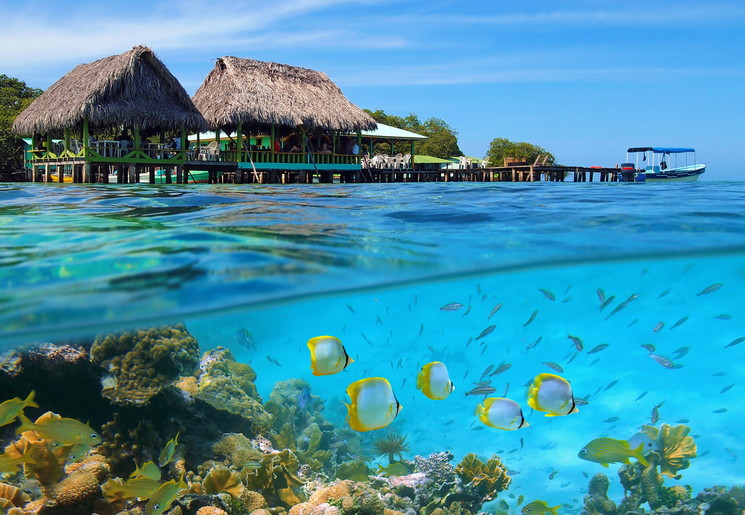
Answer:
[725,337,745,348]
[462,305,472,316]
[480,365,494,379]
[587,343,609,355]
[465,385,497,396]
[526,336,542,350]
[234,328,255,350]
[657,288,672,298]
[476,325,496,340]
[651,402,664,423]
[524,310,538,326]
[490,363,512,376]
[697,283,723,296]
[568,334,583,351]
[346,304,356,314]
[670,316,688,329]
[488,303,503,319]
[603,416,619,423]
[713,408,728,413]
[641,343,656,353]
[720,384,735,394]
[596,288,605,306]
[672,346,690,358]
[600,296,616,311]
[540,289,555,301]
[440,302,464,311]
[652,321,665,333]
[575,397,589,406]
[502,382,510,397]
[649,354,675,368]
[604,380,618,391]
[266,355,282,366]
[543,361,564,373]
[715,314,732,320]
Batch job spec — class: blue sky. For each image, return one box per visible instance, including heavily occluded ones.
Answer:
[3,0,744,179]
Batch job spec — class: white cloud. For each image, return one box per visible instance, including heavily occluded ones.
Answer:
[0,0,400,78]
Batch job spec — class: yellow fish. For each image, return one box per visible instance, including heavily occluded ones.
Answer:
[67,443,92,462]
[103,476,161,502]
[131,460,162,481]
[578,437,649,467]
[475,397,529,431]
[145,473,188,514]
[0,391,38,427]
[307,336,354,376]
[521,500,561,514]
[16,413,102,446]
[158,432,179,467]
[416,361,455,400]
[526,373,579,417]
[345,377,402,432]
[0,452,36,473]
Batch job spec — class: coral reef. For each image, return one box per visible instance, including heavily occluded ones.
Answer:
[289,480,386,515]
[582,473,617,515]
[203,467,245,498]
[176,347,273,433]
[90,323,200,405]
[454,453,511,503]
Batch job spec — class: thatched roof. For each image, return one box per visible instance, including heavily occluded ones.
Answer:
[12,45,207,135]
[192,57,376,132]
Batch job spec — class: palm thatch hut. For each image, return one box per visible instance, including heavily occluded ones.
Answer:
[192,57,376,133]
[13,45,207,136]
[13,45,208,183]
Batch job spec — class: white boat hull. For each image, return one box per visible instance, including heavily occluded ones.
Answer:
[643,164,706,182]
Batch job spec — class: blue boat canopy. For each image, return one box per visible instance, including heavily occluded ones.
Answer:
[627,147,695,153]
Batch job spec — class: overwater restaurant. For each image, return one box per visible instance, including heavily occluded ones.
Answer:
[15,46,430,184]
[12,46,208,184]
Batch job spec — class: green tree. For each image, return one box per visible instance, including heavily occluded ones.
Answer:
[485,137,555,167]
[0,75,42,178]
[364,109,462,159]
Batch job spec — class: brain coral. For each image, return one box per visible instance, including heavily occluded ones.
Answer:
[90,323,200,405]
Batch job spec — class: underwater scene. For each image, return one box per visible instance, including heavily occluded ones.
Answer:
[0,181,744,515]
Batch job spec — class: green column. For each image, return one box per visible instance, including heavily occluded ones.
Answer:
[216,128,221,160]
[237,122,243,163]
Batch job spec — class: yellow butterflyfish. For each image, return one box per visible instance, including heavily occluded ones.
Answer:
[416,361,455,400]
[526,373,579,417]
[345,377,402,432]
[307,336,353,376]
[475,397,529,431]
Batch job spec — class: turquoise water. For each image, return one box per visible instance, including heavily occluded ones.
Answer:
[1,181,744,511]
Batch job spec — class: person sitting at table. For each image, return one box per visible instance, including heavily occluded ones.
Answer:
[115,129,132,149]
[274,138,281,152]
[319,137,332,153]
[286,135,301,153]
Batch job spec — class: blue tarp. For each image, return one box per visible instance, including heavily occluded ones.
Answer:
[627,147,695,153]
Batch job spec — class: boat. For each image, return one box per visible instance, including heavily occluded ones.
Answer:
[620,147,705,182]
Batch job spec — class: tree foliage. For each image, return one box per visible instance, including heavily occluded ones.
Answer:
[485,137,555,167]
[0,75,42,177]
[364,109,462,159]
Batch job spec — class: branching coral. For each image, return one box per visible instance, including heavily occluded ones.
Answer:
[90,323,200,405]
[373,433,410,465]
